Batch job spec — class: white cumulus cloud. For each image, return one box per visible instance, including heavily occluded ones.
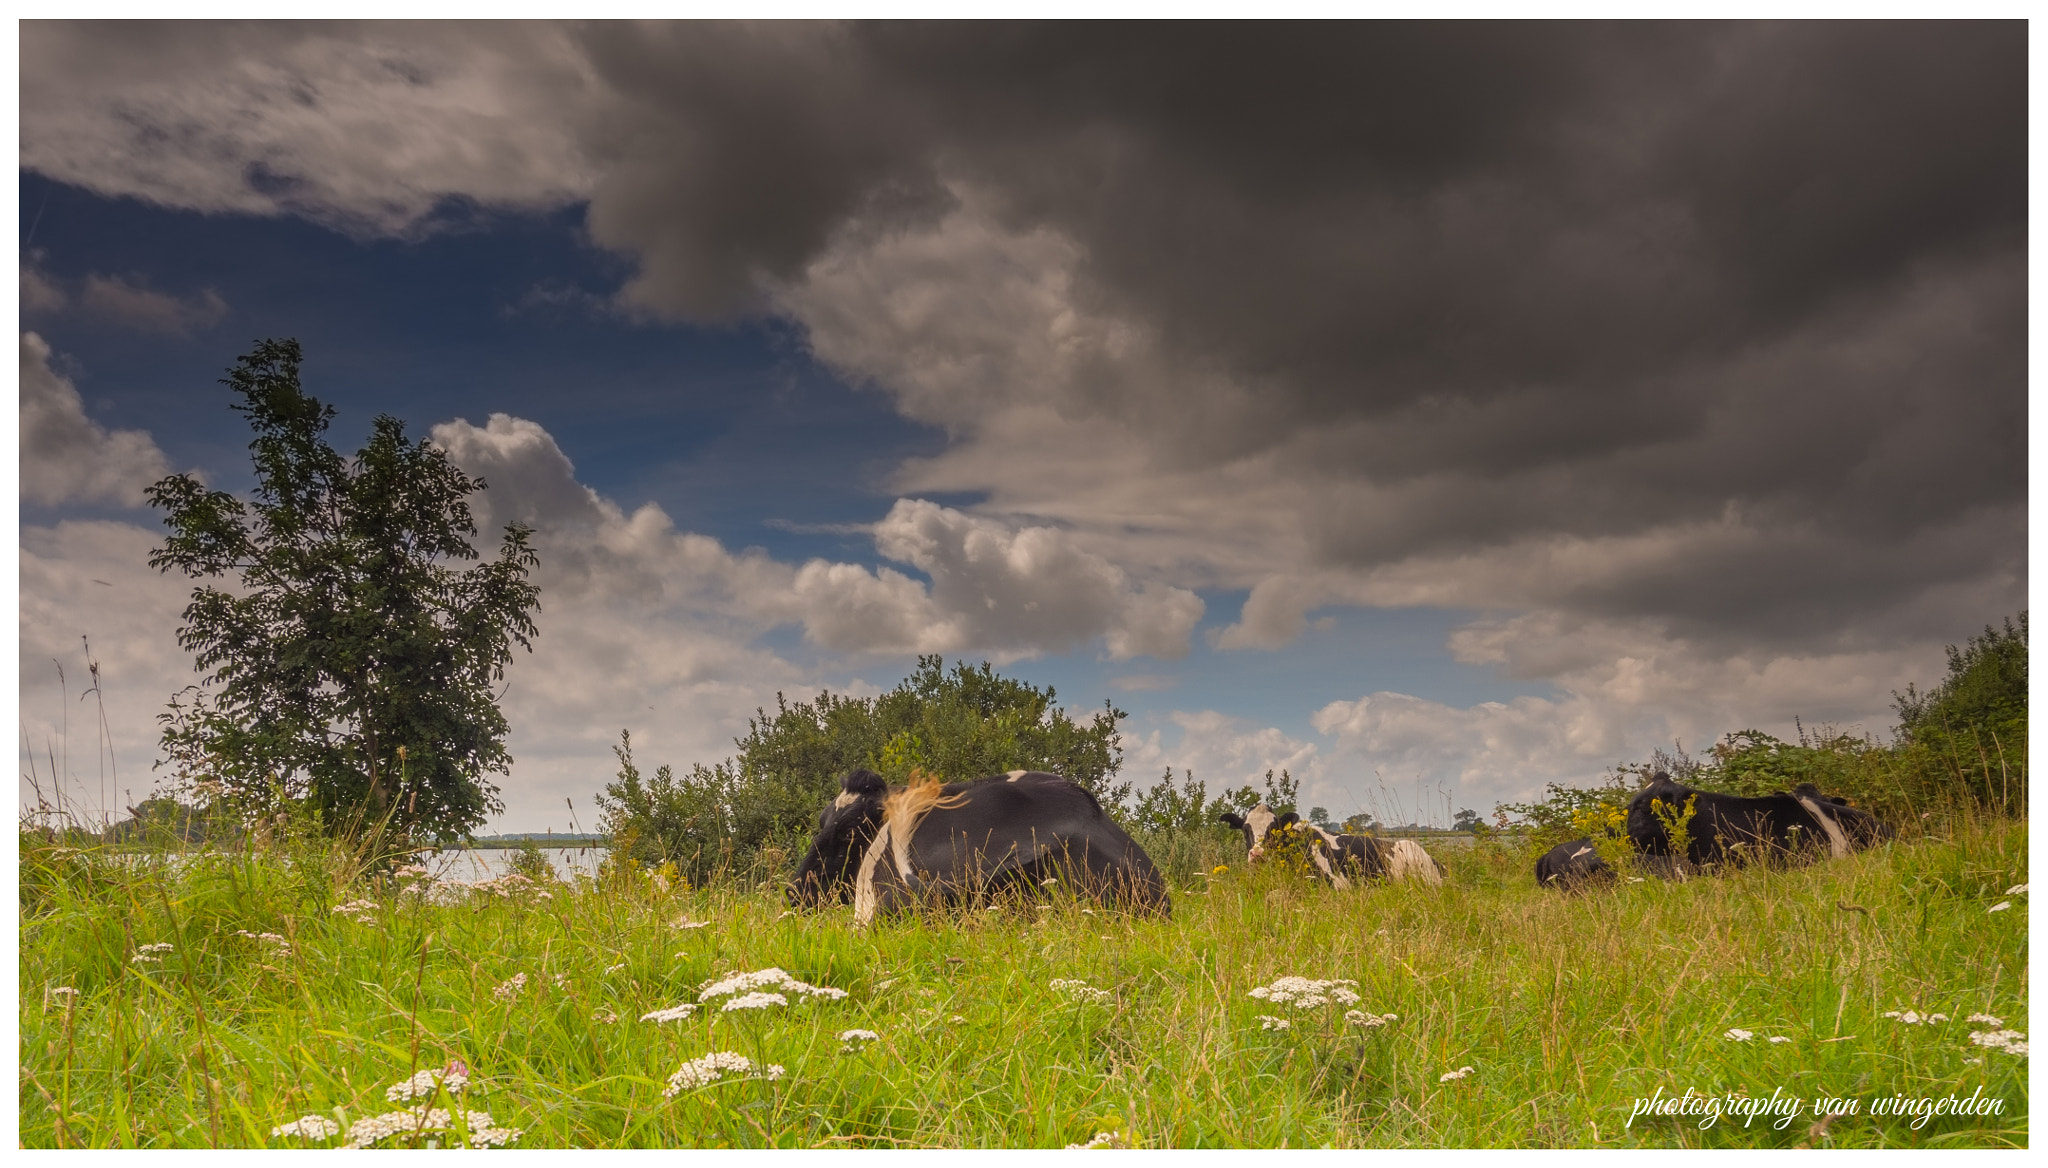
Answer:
[20,332,175,508]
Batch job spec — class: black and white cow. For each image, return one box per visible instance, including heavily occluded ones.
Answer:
[1534,837,1616,889]
[789,768,1170,922]
[1624,771,1891,869]
[1217,804,1444,888]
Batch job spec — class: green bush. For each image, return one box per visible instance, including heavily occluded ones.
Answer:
[593,657,1129,881]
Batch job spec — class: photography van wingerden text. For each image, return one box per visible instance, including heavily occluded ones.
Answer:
[1626,1085,2007,1131]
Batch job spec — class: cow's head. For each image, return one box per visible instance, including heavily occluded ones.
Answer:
[1791,783,1894,847]
[788,769,890,908]
[1219,803,1280,860]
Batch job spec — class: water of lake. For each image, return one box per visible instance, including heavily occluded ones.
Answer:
[425,846,608,884]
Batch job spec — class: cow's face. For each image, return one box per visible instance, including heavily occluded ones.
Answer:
[788,769,890,908]
[1218,803,1280,860]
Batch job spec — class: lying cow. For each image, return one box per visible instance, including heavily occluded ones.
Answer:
[1534,837,1616,889]
[1624,771,1891,869]
[1218,804,1444,888]
[789,768,1170,923]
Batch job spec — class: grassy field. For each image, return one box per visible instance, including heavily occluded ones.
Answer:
[17,810,2028,1148]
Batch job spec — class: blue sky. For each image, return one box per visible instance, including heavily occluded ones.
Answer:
[17,23,2024,831]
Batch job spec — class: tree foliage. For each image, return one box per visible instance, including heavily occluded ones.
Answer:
[594,656,1128,878]
[1121,766,1299,838]
[148,339,541,842]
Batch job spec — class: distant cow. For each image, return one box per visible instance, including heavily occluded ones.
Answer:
[1624,771,1891,869]
[789,769,1170,923]
[1535,837,1616,889]
[1218,804,1444,888]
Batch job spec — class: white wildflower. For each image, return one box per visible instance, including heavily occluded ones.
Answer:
[468,1125,523,1147]
[385,1061,470,1102]
[49,986,80,998]
[1440,1066,1476,1081]
[271,1114,341,1140]
[1967,1013,2006,1027]
[1257,1015,1292,1031]
[1049,978,1112,1004]
[1344,1010,1398,1028]
[1768,1036,1793,1044]
[838,1028,880,1050]
[662,1051,785,1097]
[604,963,627,975]
[1725,1028,1754,1042]
[536,891,554,901]
[593,1007,620,1024]
[491,973,528,1002]
[696,967,846,1002]
[721,991,789,1012]
[1248,976,1361,1009]
[639,1003,699,1023]
[1883,1010,1948,1025]
[342,1107,503,1149]
[2006,883,2028,896]
[1968,1029,2028,1057]
[1066,1129,1131,1149]
[1987,901,2011,914]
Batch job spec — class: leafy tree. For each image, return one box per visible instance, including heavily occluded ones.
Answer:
[1451,807,1480,832]
[148,339,541,842]
[594,656,1128,878]
[1894,614,2027,749]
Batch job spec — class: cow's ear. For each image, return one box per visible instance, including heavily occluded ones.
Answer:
[842,769,888,796]
[1219,812,1245,829]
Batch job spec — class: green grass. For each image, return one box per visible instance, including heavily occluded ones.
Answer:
[18,811,2027,1148]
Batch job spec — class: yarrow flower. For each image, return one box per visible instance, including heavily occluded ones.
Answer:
[1883,1011,1950,1025]
[1066,1129,1132,1149]
[662,1051,785,1097]
[838,1029,880,1051]
[234,930,295,958]
[271,1115,341,1141]
[721,991,789,1012]
[1968,1029,2028,1058]
[592,1007,620,1024]
[492,973,528,1002]
[1967,1013,2006,1027]
[639,1004,698,1023]
[1440,1066,1476,1082]
[1725,1028,1755,1042]
[131,942,174,964]
[386,1061,472,1103]
[1249,976,1361,1010]
[1767,1036,1793,1044]
[696,968,848,1002]
[331,899,379,924]
[1344,1010,1399,1028]
[342,1107,517,1149]
[1257,1015,1292,1031]
[1049,978,1112,1004]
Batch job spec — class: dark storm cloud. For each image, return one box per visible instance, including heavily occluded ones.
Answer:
[21,20,2025,650]
[551,21,2023,644]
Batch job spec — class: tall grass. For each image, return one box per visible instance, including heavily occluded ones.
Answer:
[18,805,2027,1148]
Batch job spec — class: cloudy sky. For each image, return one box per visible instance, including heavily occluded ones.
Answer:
[16,21,2027,832]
